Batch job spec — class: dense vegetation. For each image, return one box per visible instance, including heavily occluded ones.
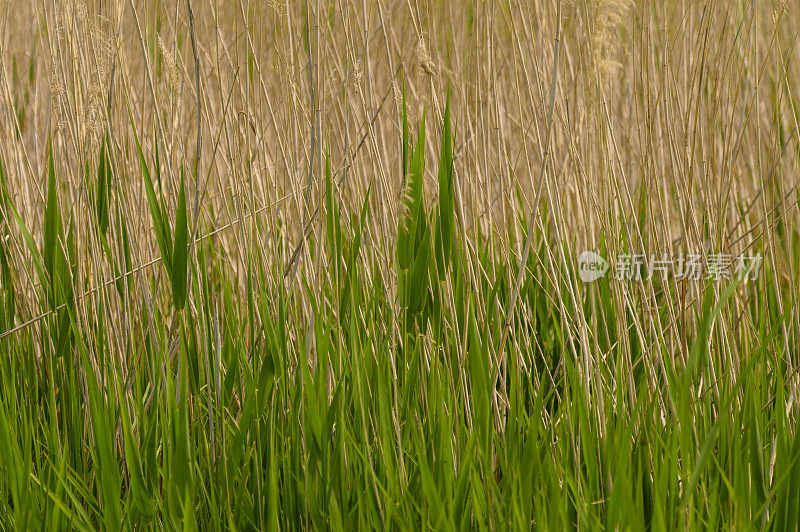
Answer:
[1,0,799,529]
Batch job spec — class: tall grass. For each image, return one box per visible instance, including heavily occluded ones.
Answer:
[0,0,799,529]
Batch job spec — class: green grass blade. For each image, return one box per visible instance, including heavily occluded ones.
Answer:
[172,168,189,311]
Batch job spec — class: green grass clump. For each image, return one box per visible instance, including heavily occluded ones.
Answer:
[0,95,797,530]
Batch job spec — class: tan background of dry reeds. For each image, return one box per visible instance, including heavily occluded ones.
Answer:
[1,0,798,381]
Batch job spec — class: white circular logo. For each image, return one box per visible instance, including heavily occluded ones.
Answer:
[578,251,608,283]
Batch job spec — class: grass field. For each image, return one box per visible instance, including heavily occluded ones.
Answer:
[1,0,800,529]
